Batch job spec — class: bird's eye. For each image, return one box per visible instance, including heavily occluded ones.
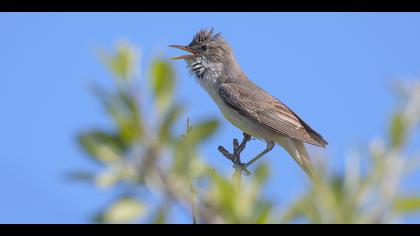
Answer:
[201,45,208,51]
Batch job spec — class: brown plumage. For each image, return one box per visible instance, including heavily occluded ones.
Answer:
[170,28,327,177]
[219,81,327,147]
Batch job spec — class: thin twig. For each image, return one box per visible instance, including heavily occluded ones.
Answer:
[190,178,198,224]
[154,167,225,224]
[186,118,199,224]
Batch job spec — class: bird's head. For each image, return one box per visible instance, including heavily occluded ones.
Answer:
[170,28,230,62]
[169,28,233,79]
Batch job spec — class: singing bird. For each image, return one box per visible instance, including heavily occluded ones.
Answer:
[170,29,327,177]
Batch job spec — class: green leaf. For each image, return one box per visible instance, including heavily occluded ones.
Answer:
[78,131,123,164]
[184,119,219,145]
[150,59,175,112]
[280,196,308,223]
[100,42,138,81]
[102,197,146,223]
[390,113,407,149]
[95,170,119,189]
[254,163,269,185]
[394,196,420,213]
[117,91,143,141]
[255,204,273,224]
[158,104,184,143]
[172,119,219,175]
[91,85,143,143]
[152,203,169,224]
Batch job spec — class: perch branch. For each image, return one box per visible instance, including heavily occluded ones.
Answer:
[218,133,252,176]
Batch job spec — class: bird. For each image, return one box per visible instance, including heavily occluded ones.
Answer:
[169,28,327,177]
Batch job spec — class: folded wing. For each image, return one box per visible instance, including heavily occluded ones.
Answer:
[218,82,327,147]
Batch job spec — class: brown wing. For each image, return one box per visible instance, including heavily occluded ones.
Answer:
[218,82,327,147]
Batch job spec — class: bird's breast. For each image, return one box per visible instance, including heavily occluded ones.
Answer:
[194,63,277,141]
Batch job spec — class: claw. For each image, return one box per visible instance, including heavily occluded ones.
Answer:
[219,133,253,176]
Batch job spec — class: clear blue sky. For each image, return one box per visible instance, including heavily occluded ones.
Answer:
[1,13,420,223]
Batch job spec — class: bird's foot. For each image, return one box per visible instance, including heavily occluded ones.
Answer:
[218,133,252,176]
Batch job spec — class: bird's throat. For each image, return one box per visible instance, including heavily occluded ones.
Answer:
[189,57,223,82]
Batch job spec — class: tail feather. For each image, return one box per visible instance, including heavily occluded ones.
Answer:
[275,137,313,178]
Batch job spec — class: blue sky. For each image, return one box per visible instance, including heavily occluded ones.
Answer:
[1,12,420,223]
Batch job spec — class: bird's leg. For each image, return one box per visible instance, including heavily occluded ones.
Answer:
[218,133,252,175]
[245,140,275,168]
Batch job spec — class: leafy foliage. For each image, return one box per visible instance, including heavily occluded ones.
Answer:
[280,81,420,224]
[74,42,420,224]
[74,42,273,223]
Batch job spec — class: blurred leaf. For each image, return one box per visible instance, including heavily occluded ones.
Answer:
[152,202,170,224]
[280,196,308,223]
[78,131,123,164]
[205,168,240,222]
[102,197,146,223]
[255,204,272,224]
[184,119,219,145]
[117,91,143,141]
[254,163,269,185]
[91,85,143,143]
[95,170,119,189]
[394,196,420,213]
[153,210,167,224]
[390,113,406,149]
[66,171,95,183]
[330,175,346,204]
[173,119,219,175]
[150,59,175,111]
[158,104,184,143]
[92,213,106,224]
[100,42,138,81]
[189,158,209,179]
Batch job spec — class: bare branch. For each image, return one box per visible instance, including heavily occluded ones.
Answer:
[218,133,252,176]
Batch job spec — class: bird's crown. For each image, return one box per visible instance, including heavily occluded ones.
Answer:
[191,28,223,45]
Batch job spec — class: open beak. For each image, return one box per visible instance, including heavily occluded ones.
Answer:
[169,45,199,60]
